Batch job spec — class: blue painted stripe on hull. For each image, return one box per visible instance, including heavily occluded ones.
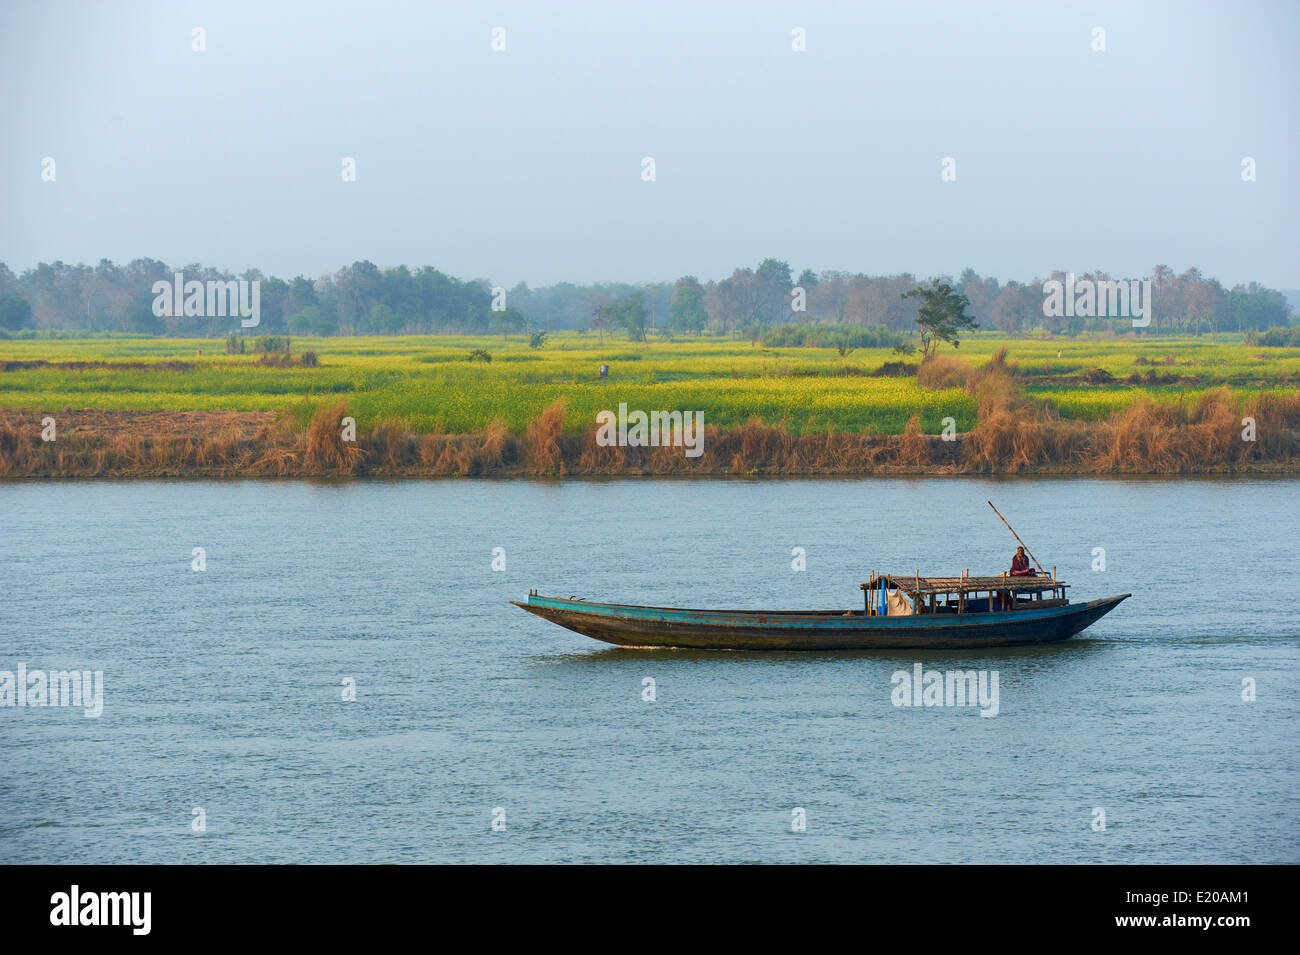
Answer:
[526,595,1096,629]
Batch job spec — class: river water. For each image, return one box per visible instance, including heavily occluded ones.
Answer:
[1,477,1297,864]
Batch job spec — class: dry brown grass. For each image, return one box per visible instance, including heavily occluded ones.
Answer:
[431,435,476,476]
[963,367,1040,471]
[250,446,299,475]
[576,426,626,473]
[303,400,363,473]
[1189,388,1240,463]
[2,384,1296,478]
[894,414,930,468]
[733,418,796,471]
[918,348,1017,393]
[1084,387,1265,473]
[645,431,696,473]
[1089,398,1184,471]
[1247,389,1300,428]
[967,347,1017,392]
[418,431,446,467]
[1243,390,1300,459]
[471,420,511,474]
[917,355,972,390]
[0,423,35,476]
[363,419,416,470]
[958,360,1096,472]
[965,404,1047,472]
[520,399,565,474]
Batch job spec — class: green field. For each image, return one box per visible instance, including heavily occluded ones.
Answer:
[1,332,1297,435]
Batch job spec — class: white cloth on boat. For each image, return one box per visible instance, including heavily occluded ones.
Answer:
[887,588,914,616]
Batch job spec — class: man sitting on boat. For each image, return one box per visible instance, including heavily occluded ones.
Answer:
[1001,546,1037,609]
[1010,547,1036,577]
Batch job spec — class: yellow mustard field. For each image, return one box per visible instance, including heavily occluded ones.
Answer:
[0,332,1296,434]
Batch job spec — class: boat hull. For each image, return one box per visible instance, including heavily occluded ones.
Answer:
[512,594,1130,650]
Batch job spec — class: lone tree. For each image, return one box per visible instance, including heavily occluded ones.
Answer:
[615,291,648,342]
[835,335,854,372]
[589,312,607,341]
[669,276,708,335]
[595,292,648,342]
[496,306,527,340]
[902,280,978,357]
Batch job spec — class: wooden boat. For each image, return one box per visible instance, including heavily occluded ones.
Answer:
[512,574,1129,650]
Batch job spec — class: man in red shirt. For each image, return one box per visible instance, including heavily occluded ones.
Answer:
[1010,546,1036,577]
[1003,546,1037,610]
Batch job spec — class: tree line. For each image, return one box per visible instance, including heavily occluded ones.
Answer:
[0,257,1291,338]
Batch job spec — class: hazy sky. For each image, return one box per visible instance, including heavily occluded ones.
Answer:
[2,0,1297,288]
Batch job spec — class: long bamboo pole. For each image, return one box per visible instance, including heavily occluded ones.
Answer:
[987,501,1045,573]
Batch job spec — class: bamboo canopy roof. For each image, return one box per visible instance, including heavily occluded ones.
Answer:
[863,574,1068,596]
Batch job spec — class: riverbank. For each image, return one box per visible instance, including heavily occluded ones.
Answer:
[3,387,1298,478]
[5,337,1298,478]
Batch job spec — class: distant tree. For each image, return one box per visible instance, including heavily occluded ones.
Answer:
[0,295,32,330]
[123,292,163,335]
[959,267,1000,328]
[370,303,404,334]
[496,307,527,339]
[529,330,547,349]
[1180,269,1223,337]
[1257,326,1300,347]
[3,255,1290,341]
[1151,263,1177,335]
[669,277,708,334]
[642,281,671,335]
[612,291,648,341]
[289,275,318,309]
[335,260,382,334]
[251,276,290,334]
[288,305,337,336]
[711,268,763,333]
[755,258,793,324]
[253,335,290,354]
[902,279,978,356]
[835,336,854,371]
[1220,284,1289,333]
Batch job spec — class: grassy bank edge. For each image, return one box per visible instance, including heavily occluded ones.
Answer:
[3,390,1298,479]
